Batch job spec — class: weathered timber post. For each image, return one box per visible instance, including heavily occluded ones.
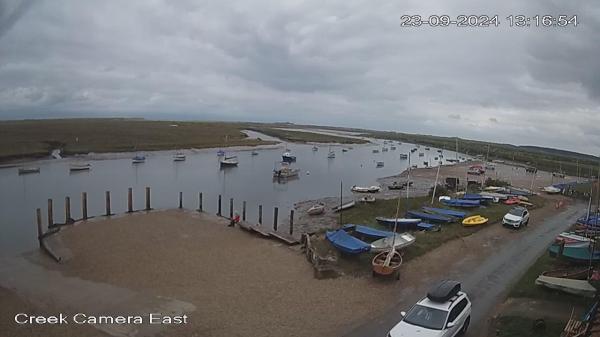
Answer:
[289,209,294,235]
[36,208,43,247]
[258,205,263,225]
[273,207,279,231]
[47,199,54,228]
[82,192,88,220]
[127,188,133,213]
[179,192,183,209]
[198,192,203,212]
[217,194,222,216]
[65,196,72,223]
[242,201,247,221]
[145,187,151,210]
[229,198,234,226]
[105,191,111,216]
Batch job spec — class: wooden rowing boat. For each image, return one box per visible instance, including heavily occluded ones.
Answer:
[372,249,402,277]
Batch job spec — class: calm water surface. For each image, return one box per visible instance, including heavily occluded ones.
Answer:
[0,132,466,256]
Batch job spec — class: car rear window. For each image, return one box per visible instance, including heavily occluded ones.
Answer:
[403,304,448,330]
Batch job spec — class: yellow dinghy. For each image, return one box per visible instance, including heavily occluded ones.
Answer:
[462,215,488,227]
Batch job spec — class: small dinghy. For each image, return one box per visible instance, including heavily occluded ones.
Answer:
[173,153,186,161]
[132,155,146,164]
[18,167,40,175]
[359,195,376,203]
[376,217,422,227]
[69,163,91,172]
[220,156,238,167]
[462,215,488,227]
[376,161,384,168]
[327,151,335,159]
[372,249,402,277]
[307,203,325,215]
[390,146,396,150]
[351,185,380,193]
[370,233,415,253]
[372,149,380,153]
[312,146,318,151]
[282,151,296,162]
[342,148,348,152]
[399,154,408,159]
[251,150,259,156]
[217,149,225,157]
[543,186,562,194]
[332,200,356,212]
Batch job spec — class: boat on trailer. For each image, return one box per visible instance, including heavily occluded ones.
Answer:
[372,249,402,278]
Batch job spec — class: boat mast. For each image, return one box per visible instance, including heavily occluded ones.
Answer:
[339,180,343,226]
[455,138,459,161]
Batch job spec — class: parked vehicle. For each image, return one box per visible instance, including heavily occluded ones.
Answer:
[388,280,471,337]
[502,207,529,229]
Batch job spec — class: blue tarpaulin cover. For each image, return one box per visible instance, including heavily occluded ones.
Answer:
[326,229,371,254]
[441,199,480,208]
[417,222,437,231]
[422,207,466,218]
[343,224,393,239]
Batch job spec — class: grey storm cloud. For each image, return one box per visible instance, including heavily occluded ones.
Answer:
[0,0,599,154]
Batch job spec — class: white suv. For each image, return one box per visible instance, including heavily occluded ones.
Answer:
[388,280,471,337]
[502,206,530,229]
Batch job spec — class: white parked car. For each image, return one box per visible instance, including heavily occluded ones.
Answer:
[388,280,471,337]
[502,206,530,229]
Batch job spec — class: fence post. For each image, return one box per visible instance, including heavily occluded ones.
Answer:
[36,208,43,247]
[289,209,294,235]
[105,191,111,216]
[82,192,88,220]
[127,188,133,213]
[198,192,203,212]
[179,192,183,209]
[273,207,278,231]
[258,205,263,225]
[47,199,54,228]
[217,195,222,216]
[242,201,247,221]
[145,187,151,210]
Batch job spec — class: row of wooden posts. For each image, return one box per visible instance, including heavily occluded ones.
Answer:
[36,187,296,247]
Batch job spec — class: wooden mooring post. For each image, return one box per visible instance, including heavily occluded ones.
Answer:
[198,192,203,212]
[47,199,54,228]
[217,194,222,216]
[242,201,247,221]
[127,188,133,213]
[229,198,234,226]
[105,191,111,216]
[82,192,88,220]
[258,205,263,225]
[179,192,183,209]
[65,196,72,223]
[289,209,294,235]
[145,187,151,210]
[273,207,278,231]
[36,208,43,247]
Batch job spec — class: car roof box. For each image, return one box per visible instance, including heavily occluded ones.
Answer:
[427,280,461,303]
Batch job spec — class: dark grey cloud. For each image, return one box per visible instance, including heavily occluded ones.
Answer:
[0,0,599,154]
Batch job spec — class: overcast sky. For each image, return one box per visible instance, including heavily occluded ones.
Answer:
[1,0,599,154]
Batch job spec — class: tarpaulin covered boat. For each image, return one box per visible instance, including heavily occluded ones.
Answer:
[422,207,466,218]
[406,210,453,223]
[326,229,371,255]
[441,199,480,208]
